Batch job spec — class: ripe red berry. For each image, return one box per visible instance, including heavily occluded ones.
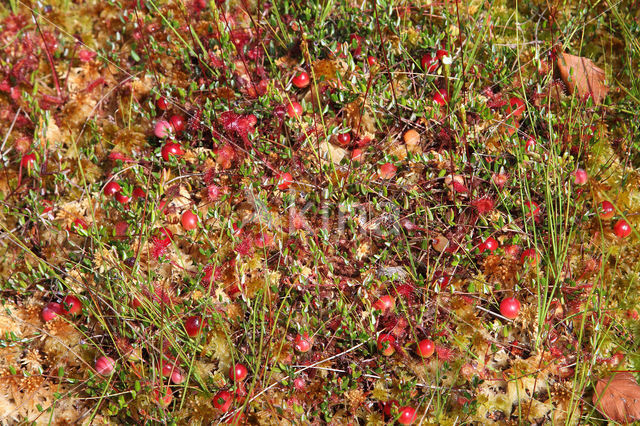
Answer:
[292,71,310,88]
[95,356,116,375]
[156,96,168,110]
[153,386,173,406]
[185,315,203,337]
[104,181,121,196]
[61,295,82,315]
[171,369,185,384]
[525,137,536,152]
[433,88,449,106]
[480,237,499,253]
[435,48,448,60]
[181,210,198,230]
[373,295,395,313]
[162,361,177,377]
[132,187,146,199]
[277,172,293,190]
[614,219,632,238]
[161,142,184,161]
[336,132,351,146]
[230,363,248,382]
[286,101,303,118]
[42,302,63,322]
[377,333,396,356]
[154,120,172,138]
[367,55,377,66]
[398,406,417,425]
[169,114,185,133]
[421,53,438,73]
[500,297,521,319]
[115,192,130,204]
[213,390,233,412]
[20,153,36,169]
[599,201,615,219]
[416,339,435,358]
[294,332,312,353]
[520,248,540,266]
[523,201,540,216]
[383,399,399,417]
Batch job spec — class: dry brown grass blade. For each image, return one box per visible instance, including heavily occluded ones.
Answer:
[557,51,609,104]
[593,372,640,424]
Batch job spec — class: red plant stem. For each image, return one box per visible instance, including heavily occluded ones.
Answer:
[32,13,62,98]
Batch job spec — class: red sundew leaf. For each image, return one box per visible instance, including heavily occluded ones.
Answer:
[215,144,236,169]
[151,236,171,259]
[593,372,640,424]
[207,184,222,202]
[203,167,216,185]
[435,345,455,361]
[230,29,250,50]
[78,49,97,62]
[472,197,495,215]
[393,283,417,301]
[235,237,254,257]
[452,181,468,193]
[108,151,133,162]
[4,14,28,33]
[202,263,221,284]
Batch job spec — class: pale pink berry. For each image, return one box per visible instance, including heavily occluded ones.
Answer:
[154,120,172,138]
[95,356,116,375]
[573,168,588,185]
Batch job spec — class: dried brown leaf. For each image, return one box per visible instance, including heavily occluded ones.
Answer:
[557,51,608,104]
[593,372,640,424]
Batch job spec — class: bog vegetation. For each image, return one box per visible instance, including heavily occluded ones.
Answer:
[1,0,640,424]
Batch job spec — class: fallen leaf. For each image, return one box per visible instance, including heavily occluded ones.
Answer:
[593,372,640,424]
[557,51,608,104]
[318,140,347,165]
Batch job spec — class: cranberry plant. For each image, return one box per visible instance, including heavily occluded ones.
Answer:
[0,0,639,424]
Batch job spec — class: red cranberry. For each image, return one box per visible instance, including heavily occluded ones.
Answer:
[61,295,82,315]
[185,316,203,337]
[336,132,351,146]
[373,295,395,312]
[433,88,449,106]
[294,332,312,353]
[614,219,632,238]
[213,390,233,412]
[20,153,36,169]
[500,297,521,319]
[230,363,248,382]
[42,302,63,322]
[377,333,396,356]
[286,101,303,118]
[599,201,615,220]
[104,181,121,196]
[292,71,310,88]
[161,142,184,161]
[398,406,417,425]
[416,339,435,358]
[181,210,198,230]
[169,115,185,133]
[156,96,168,111]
